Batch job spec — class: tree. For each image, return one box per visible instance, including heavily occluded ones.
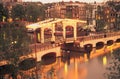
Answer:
[0,21,30,78]
[105,48,120,79]
[25,3,41,22]
[11,4,25,20]
[0,3,9,22]
[38,5,46,20]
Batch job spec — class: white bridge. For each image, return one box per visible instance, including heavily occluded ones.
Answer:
[26,18,120,61]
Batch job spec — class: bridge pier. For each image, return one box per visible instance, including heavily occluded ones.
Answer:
[40,28,44,43]
[73,25,77,41]
[36,47,61,61]
[51,24,55,42]
[92,47,96,53]
[63,24,66,40]
[103,44,107,52]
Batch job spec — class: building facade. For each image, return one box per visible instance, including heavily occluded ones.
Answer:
[1,0,22,3]
[95,1,119,32]
[45,1,87,20]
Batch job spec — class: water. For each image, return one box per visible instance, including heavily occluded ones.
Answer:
[41,50,114,79]
[12,44,119,79]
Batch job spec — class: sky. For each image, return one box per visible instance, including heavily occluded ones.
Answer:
[23,0,105,3]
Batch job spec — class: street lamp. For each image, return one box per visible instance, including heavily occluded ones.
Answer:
[34,30,38,79]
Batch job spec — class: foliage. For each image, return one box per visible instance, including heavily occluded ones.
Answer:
[25,3,42,22]
[105,48,120,79]
[0,22,30,61]
[38,5,46,20]
[11,4,25,20]
[0,3,9,22]
[0,22,30,78]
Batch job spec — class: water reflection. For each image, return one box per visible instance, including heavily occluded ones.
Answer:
[64,62,68,75]
[41,54,109,79]
[103,56,107,66]
[40,44,120,79]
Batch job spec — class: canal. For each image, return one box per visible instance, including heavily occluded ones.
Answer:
[1,44,119,79]
[40,44,119,79]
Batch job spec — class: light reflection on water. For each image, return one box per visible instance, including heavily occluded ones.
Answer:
[42,54,109,79]
[103,56,107,66]
[55,53,111,79]
[41,44,120,79]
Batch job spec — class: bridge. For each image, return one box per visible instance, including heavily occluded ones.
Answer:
[26,18,87,43]
[26,31,120,63]
[26,18,120,62]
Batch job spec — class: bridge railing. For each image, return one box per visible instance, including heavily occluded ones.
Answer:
[30,42,60,53]
[65,38,75,42]
[77,31,120,42]
[29,31,120,53]
[77,33,105,41]
[106,32,120,37]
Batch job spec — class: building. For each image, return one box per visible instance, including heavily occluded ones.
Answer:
[45,1,87,20]
[1,0,22,3]
[95,1,119,32]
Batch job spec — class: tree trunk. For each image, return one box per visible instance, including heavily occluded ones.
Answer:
[0,75,4,79]
[11,73,17,79]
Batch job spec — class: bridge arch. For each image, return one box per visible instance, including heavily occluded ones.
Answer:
[44,28,52,36]
[41,52,56,60]
[115,38,120,43]
[66,26,74,38]
[41,52,56,65]
[44,28,52,42]
[19,58,36,71]
[0,64,15,76]
[106,40,114,46]
[84,44,93,52]
[55,23,63,36]
[96,42,104,50]
[27,28,41,43]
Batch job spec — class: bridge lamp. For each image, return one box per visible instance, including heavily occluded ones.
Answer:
[33,30,38,79]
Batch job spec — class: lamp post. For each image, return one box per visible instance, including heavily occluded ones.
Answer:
[34,30,38,79]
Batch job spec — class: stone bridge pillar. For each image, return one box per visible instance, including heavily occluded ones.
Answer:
[63,24,66,40]
[41,28,44,43]
[92,44,96,53]
[51,23,55,42]
[73,23,77,41]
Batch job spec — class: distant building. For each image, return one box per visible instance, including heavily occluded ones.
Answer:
[1,0,22,3]
[95,1,119,31]
[45,1,87,20]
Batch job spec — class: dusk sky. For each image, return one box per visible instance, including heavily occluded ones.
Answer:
[24,0,105,3]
